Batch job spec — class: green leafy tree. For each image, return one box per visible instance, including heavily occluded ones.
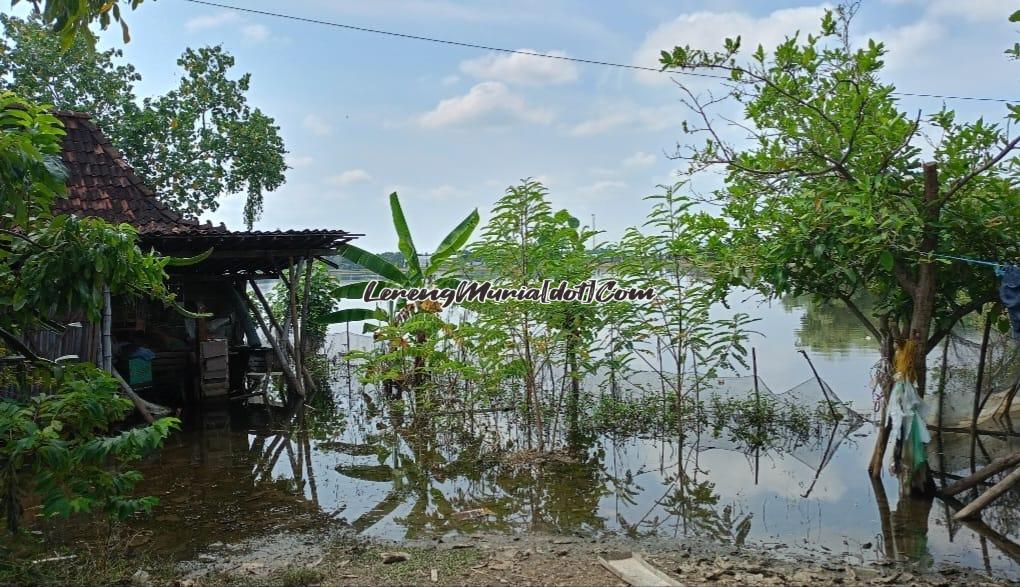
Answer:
[659,5,1020,493]
[468,180,607,451]
[609,184,754,436]
[0,16,287,228]
[0,94,180,532]
[13,0,144,46]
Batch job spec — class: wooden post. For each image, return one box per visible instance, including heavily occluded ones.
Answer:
[954,465,1020,520]
[101,285,112,372]
[249,279,318,394]
[300,257,314,357]
[288,259,304,396]
[242,291,304,397]
[972,307,993,433]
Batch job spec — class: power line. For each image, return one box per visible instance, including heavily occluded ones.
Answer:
[182,0,1017,105]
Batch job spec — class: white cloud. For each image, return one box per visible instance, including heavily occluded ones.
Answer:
[866,20,943,74]
[577,180,627,199]
[242,23,271,42]
[418,82,553,129]
[441,74,461,86]
[285,154,315,168]
[326,169,372,187]
[567,105,678,137]
[302,113,334,136]
[623,151,657,169]
[184,11,239,32]
[632,5,830,85]
[184,10,274,43]
[460,49,579,86]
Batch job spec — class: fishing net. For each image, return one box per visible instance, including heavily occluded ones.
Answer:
[928,326,1020,430]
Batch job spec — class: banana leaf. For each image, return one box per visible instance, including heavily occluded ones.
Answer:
[319,308,381,324]
[338,243,408,285]
[332,281,374,300]
[165,247,213,267]
[389,192,422,283]
[426,208,479,276]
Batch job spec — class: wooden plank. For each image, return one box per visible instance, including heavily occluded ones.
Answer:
[597,553,681,587]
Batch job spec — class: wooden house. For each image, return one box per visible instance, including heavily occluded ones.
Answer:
[26,111,359,404]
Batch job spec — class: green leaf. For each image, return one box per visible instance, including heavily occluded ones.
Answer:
[332,281,373,300]
[165,247,213,267]
[337,244,408,285]
[319,308,381,324]
[389,192,422,283]
[1010,9,1020,22]
[879,250,894,271]
[426,208,479,276]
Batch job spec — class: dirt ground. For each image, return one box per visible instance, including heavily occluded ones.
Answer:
[163,531,1012,587]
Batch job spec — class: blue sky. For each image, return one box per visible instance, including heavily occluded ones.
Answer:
[9,0,1018,251]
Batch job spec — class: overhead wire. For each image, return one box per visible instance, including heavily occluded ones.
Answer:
[181,0,1018,105]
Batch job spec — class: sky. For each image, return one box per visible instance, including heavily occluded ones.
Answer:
[7,0,1018,252]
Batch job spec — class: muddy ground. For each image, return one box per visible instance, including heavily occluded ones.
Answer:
[13,529,1005,587]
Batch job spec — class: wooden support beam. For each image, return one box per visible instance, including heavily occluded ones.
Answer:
[248,279,318,394]
[111,368,154,424]
[941,451,1020,497]
[954,465,1020,520]
[287,258,305,396]
[242,292,304,397]
[300,257,314,360]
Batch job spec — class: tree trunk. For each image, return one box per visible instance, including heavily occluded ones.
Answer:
[899,162,940,497]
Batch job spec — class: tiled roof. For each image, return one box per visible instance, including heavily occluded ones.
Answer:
[54,110,228,235]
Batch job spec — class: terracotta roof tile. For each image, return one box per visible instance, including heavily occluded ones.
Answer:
[51,111,361,250]
[53,111,227,235]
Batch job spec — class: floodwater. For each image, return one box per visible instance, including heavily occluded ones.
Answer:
[101,295,1020,579]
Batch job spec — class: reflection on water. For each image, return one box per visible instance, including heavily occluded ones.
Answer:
[104,296,1020,579]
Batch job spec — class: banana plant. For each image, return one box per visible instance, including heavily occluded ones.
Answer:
[322,192,479,330]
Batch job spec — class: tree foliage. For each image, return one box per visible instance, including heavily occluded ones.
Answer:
[12,0,145,46]
[658,5,1020,489]
[0,93,178,531]
[0,15,287,228]
[659,5,1020,380]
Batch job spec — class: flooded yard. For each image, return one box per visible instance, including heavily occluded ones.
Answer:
[42,294,1016,583]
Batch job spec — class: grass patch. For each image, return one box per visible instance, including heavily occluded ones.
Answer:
[347,545,482,585]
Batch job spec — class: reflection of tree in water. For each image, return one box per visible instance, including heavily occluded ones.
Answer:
[606,433,752,544]
[330,422,614,538]
[782,295,876,355]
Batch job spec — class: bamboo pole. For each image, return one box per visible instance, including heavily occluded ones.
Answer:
[943,451,1020,497]
[242,291,303,396]
[300,257,313,358]
[101,286,112,372]
[798,349,839,421]
[288,259,305,397]
[954,465,1020,520]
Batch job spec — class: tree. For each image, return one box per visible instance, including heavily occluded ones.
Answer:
[0,94,179,531]
[468,180,605,451]
[659,4,1020,494]
[13,0,145,46]
[0,15,287,228]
